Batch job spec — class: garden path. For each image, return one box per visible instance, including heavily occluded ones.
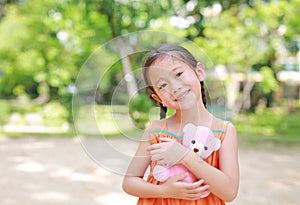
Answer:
[0,137,299,205]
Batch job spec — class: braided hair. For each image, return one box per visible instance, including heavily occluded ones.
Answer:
[143,44,207,119]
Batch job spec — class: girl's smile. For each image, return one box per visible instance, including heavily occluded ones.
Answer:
[174,89,191,101]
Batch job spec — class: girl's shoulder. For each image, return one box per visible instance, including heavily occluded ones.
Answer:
[211,118,232,134]
[146,119,183,141]
[211,117,232,131]
[140,119,168,142]
[211,117,236,141]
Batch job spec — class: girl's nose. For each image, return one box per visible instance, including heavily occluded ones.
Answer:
[170,78,182,94]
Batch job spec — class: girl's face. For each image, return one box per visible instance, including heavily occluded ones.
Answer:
[147,57,205,110]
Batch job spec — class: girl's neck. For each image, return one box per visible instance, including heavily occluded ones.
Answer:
[171,104,213,128]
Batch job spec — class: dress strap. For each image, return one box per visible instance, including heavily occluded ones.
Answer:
[219,121,230,141]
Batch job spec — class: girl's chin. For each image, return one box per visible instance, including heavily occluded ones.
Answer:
[176,97,198,110]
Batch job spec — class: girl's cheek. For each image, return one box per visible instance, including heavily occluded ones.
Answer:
[186,73,197,81]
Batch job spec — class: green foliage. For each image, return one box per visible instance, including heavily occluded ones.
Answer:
[74,104,135,136]
[0,100,11,124]
[0,99,69,127]
[129,94,154,129]
[0,1,75,98]
[97,0,175,37]
[1,0,300,135]
[42,101,69,126]
[234,106,300,143]
[258,66,278,94]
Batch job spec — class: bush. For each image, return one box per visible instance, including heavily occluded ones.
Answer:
[234,106,300,143]
[129,94,154,129]
[42,101,69,126]
[0,100,11,125]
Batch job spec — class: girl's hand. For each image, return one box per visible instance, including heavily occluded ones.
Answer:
[147,138,189,165]
[161,173,210,200]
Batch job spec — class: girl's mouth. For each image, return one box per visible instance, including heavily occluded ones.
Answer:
[175,90,190,101]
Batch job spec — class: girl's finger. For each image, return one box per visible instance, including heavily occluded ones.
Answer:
[187,190,210,200]
[149,149,161,156]
[151,154,163,162]
[194,179,206,185]
[187,179,205,189]
[146,144,160,151]
[188,184,210,194]
[168,172,189,182]
[158,137,173,142]
[147,138,174,151]
[156,159,169,165]
[200,190,211,198]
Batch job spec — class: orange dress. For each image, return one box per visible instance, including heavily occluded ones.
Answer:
[137,123,228,205]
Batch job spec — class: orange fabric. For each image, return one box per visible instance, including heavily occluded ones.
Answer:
[137,122,229,205]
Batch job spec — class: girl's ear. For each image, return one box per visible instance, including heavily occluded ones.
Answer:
[195,62,206,81]
[151,94,163,104]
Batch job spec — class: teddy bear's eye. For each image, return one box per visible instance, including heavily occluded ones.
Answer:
[191,140,195,144]
[204,146,208,151]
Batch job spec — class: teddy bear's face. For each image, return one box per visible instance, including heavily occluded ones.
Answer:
[190,139,207,154]
[183,123,221,159]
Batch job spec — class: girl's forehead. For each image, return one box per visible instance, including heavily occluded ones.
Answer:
[150,56,188,70]
[146,58,190,84]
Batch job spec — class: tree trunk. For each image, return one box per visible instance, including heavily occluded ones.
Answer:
[234,80,255,113]
[0,0,8,21]
[115,37,138,99]
[33,81,50,104]
[226,77,239,110]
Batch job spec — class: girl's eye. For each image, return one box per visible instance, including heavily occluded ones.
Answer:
[176,72,183,77]
[159,83,167,89]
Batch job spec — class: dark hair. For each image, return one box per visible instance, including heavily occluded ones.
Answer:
[142,44,207,119]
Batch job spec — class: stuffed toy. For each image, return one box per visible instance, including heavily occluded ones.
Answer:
[153,123,221,183]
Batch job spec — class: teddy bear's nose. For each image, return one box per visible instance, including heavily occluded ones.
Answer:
[193,148,199,153]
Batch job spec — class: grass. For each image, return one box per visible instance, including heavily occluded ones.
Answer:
[1,103,300,151]
[234,106,300,150]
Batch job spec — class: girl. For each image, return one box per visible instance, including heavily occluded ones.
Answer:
[122,44,239,205]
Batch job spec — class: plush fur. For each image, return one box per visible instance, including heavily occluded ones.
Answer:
[153,123,221,183]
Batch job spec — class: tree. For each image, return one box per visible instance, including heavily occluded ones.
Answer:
[91,0,178,99]
[0,0,16,21]
[191,0,297,112]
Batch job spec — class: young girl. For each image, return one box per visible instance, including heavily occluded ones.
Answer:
[122,44,239,205]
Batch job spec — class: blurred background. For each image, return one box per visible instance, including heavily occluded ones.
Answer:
[0,0,300,141]
[0,0,299,205]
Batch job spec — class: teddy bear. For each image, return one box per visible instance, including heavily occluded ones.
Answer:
[153,123,221,183]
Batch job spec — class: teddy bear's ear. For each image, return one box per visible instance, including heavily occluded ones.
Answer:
[182,123,197,147]
[183,123,195,133]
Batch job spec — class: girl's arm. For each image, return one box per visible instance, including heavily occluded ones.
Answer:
[122,128,158,197]
[122,126,211,200]
[181,122,239,202]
